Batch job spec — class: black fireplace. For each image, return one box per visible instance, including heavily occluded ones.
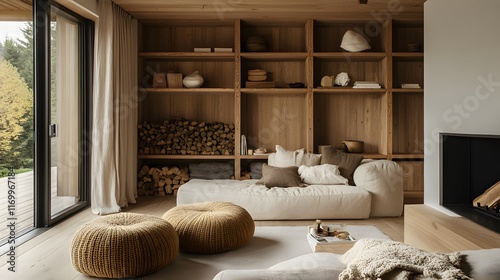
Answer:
[440,133,500,233]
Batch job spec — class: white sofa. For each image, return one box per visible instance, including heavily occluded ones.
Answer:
[177,159,403,220]
[212,249,500,280]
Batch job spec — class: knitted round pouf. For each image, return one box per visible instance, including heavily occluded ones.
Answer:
[71,212,179,278]
[162,201,255,254]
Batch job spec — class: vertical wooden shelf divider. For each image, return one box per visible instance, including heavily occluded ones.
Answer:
[386,18,394,159]
[306,19,314,153]
[234,19,242,179]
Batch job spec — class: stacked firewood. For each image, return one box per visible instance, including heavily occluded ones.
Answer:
[232,170,252,180]
[138,118,235,156]
[137,165,189,196]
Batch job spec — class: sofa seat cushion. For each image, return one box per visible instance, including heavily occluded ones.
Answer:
[461,248,500,280]
[177,179,371,220]
[269,253,345,270]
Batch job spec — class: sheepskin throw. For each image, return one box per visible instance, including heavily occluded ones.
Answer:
[339,239,471,280]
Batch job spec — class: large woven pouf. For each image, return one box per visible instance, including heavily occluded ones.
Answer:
[71,212,179,278]
[162,201,255,254]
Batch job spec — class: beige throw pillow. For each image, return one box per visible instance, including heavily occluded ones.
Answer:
[274,145,304,167]
[296,152,322,166]
[256,164,305,188]
[321,147,364,185]
[274,144,321,167]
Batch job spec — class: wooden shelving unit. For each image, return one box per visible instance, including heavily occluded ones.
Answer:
[137,17,424,200]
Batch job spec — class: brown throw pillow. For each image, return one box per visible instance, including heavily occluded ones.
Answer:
[321,147,363,185]
[256,164,305,188]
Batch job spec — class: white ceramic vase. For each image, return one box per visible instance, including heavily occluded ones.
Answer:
[183,71,204,88]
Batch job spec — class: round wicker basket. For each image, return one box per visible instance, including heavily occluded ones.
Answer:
[71,212,179,278]
[162,201,255,254]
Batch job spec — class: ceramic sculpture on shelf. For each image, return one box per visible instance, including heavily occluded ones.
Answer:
[183,71,204,88]
[334,72,350,86]
[320,75,334,87]
[340,30,371,52]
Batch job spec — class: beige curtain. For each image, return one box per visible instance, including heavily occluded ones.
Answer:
[56,15,80,196]
[91,0,138,214]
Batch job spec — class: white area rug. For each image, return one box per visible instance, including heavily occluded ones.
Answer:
[140,225,388,280]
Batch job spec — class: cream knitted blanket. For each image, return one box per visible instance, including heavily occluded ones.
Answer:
[339,239,471,280]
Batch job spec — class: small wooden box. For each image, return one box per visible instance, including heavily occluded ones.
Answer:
[167,73,183,88]
[245,81,275,88]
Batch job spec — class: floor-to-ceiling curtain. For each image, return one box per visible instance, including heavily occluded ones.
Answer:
[91,0,138,214]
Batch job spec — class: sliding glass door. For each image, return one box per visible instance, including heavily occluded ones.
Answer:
[49,6,82,217]
[33,0,92,227]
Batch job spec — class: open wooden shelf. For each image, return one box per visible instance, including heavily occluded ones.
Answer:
[138,155,235,160]
[139,52,235,60]
[313,52,387,61]
[392,88,424,93]
[314,87,386,94]
[241,88,307,95]
[392,153,424,159]
[137,17,424,194]
[392,52,424,60]
[139,88,235,94]
[241,52,307,61]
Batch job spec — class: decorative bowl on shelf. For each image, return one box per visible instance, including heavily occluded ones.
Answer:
[245,35,267,52]
[254,148,267,154]
[183,71,204,88]
[343,140,364,153]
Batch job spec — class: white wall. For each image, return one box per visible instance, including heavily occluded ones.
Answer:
[424,0,500,211]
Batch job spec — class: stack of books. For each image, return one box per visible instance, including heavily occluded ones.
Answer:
[353,81,381,89]
[401,83,421,89]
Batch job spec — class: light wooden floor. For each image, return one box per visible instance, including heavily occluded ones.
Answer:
[0,169,78,242]
[0,195,404,279]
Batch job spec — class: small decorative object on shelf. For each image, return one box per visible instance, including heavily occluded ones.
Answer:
[401,83,421,89]
[214,47,233,52]
[152,72,167,88]
[334,72,350,86]
[194,47,211,52]
[248,69,267,81]
[407,43,422,52]
[289,82,305,88]
[343,140,364,153]
[241,135,247,155]
[353,81,381,89]
[254,147,267,154]
[320,75,334,87]
[340,30,371,52]
[245,35,267,52]
[183,71,204,88]
[166,72,183,88]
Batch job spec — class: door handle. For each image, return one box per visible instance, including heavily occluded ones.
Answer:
[49,124,57,138]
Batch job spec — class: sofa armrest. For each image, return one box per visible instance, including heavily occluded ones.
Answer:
[353,160,403,217]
